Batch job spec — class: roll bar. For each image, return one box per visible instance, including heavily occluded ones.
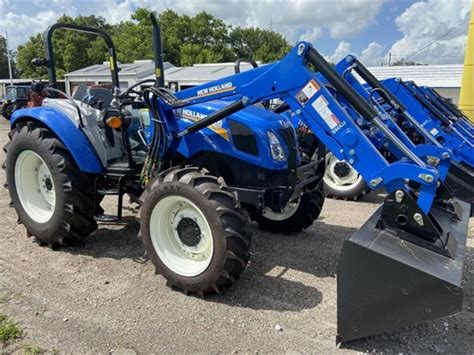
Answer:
[44,23,120,89]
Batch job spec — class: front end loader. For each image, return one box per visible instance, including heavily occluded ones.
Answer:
[331,56,473,212]
[2,17,471,344]
[165,41,471,342]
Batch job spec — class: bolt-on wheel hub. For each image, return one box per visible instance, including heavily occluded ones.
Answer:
[149,195,213,277]
[176,217,202,247]
[324,153,363,192]
[262,198,301,221]
[333,162,351,178]
[14,150,56,223]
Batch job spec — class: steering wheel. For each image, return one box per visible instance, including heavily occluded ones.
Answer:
[121,79,158,100]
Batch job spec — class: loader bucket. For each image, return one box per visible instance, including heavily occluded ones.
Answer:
[337,196,470,343]
[446,161,474,216]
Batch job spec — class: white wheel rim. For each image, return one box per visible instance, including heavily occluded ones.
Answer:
[149,195,214,277]
[262,198,300,221]
[323,153,363,192]
[14,150,56,223]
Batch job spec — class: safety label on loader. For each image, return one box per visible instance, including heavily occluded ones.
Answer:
[296,79,320,105]
[311,95,342,131]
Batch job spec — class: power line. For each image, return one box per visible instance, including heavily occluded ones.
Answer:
[403,17,469,61]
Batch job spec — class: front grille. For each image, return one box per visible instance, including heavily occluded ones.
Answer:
[230,120,259,156]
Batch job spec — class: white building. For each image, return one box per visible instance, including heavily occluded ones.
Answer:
[60,62,464,104]
[63,60,174,95]
[358,64,463,104]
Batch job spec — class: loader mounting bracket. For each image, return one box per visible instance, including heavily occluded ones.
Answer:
[379,190,457,258]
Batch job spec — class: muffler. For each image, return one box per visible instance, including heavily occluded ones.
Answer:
[337,192,470,342]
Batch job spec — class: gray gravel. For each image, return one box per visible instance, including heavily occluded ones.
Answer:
[0,119,472,353]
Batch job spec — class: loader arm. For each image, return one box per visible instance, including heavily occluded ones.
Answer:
[174,43,443,214]
[418,85,474,138]
[400,81,474,143]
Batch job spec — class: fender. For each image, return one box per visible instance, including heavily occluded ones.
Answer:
[10,107,103,173]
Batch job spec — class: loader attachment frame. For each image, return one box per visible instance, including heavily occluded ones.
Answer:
[333,56,474,214]
[148,41,470,342]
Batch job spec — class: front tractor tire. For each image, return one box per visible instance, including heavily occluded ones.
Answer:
[323,152,370,201]
[3,122,99,247]
[253,187,325,233]
[139,167,251,296]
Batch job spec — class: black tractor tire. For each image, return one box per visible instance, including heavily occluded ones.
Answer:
[323,178,370,201]
[253,186,325,233]
[3,121,99,247]
[2,102,27,120]
[139,166,251,296]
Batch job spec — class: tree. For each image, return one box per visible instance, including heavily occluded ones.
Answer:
[15,7,293,78]
[0,35,16,79]
[113,8,155,63]
[16,14,113,79]
[229,27,291,63]
[16,33,46,78]
[391,58,424,66]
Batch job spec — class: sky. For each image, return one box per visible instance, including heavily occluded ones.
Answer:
[0,0,472,66]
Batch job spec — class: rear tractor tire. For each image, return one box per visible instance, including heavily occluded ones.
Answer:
[139,166,251,296]
[323,152,370,201]
[253,186,325,233]
[3,121,99,247]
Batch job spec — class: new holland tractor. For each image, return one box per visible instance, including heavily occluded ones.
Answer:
[3,17,471,342]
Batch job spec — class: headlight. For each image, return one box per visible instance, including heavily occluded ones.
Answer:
[267,131,287,161]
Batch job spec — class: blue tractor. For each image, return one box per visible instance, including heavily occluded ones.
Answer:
[312,56,474,203]
[3,17,471,342]
[2,85,30,120]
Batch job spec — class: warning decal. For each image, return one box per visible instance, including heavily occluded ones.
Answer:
[296,79,320,105]
[311,95,341,130]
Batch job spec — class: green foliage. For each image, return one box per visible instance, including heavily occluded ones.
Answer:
[21,344,57,355]
[15,7,292,78]
[229,27,292,63]
[16,14,112,79]
[113,8,155,63]
[0,311,23,345]
[0,35,17,79]
[22,344,44,355]
[16,34,48,79]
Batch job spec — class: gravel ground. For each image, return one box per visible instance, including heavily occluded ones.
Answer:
[0,118,473,354]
